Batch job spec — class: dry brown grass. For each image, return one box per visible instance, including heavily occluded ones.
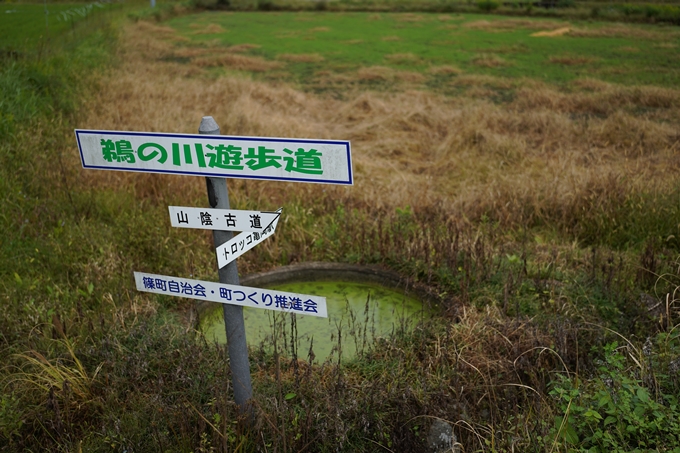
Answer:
[428,65,462,75]
[191,23,226,35]
[569,24,680,40]
[464,19,566,31]
[512,83,680,115]
[471,54,511,68]
[309,26,330,32]
[226,43,261,53]
[78,21,680,229]
[531,27,571,37]
[453,74,514,88]
[381,35,401,42]
[193,53,283,72]
[549,55,595,65]
[395,70,426,84]
[356,66,395,81]
[396,13,426,23]
[277,53,324,63]
[134,21,177,36]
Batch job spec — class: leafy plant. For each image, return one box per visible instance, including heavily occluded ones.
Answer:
[549,340,680,451]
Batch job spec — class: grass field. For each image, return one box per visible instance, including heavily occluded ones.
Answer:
[2,3,680,452]
[162,12,680,88]
[0,1,119,52]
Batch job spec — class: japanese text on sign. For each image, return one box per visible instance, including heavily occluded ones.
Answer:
[169,206,281,232]
[216,213,280,269]
[75,130,353,185]
[134,272,328,318]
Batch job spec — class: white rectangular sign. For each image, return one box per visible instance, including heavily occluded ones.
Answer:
[134,272,327,317]
[169,206,281,232]
[75,129,352,185]
[216,214,279,269]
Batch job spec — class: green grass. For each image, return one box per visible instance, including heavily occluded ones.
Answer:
[0,2,118,52]
[166,11,680,88]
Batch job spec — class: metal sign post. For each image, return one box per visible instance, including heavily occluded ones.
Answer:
[74,117,351,417]
[199,116,253,414]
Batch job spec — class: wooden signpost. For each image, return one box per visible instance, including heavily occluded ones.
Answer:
[75,117,352,415]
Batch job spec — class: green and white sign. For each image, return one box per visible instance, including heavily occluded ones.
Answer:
[75,129,353,185]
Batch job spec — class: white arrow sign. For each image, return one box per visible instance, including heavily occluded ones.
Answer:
[169,206,281,232]
[134,272,327,317]
[216,212,280,269]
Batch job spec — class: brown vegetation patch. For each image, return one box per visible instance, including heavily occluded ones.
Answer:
[453,74,514,89]
[277,53,324,63]
[134,21,177,36]
[191,23,226,35]
[356,66,394,81]
[428,65,462,75]
[395,71,426,83]
[656,42,678,49]
[381,35,401,42]
[193,53,283,72]
[471,54,511,68]
[511,84,680,117]
[226,43,261,53]
[618,46,640,53]
[313,70,353,85]
[571,78,612,92]
[396,13,425,22]
[568,25,680,40]
[309,26,330,32]
[531,27,571,37]
[465,19,565,31]
[343,39,363,44]
[590,110,677,155]
[384,53,419,64]
[549,55,595,65]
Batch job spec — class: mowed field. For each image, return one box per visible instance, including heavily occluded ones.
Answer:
[163,11,680,88]
[85,12,680,249]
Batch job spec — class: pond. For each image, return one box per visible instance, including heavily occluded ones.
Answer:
[200,280,428,362]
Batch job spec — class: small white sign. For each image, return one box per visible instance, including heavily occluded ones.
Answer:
[169,206,281,232]
[216,214,280,269]
[75,129,352,185]
[134,272,327,317]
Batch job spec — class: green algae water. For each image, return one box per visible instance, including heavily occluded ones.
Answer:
[200,281,427,362]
